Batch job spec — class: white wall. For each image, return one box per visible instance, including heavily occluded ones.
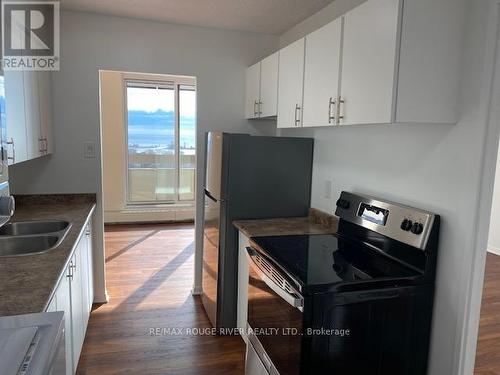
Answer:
[278,0,490,374]
[9,10,279,300]
[488,145,500,254]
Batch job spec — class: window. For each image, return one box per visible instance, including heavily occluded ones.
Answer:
[126,79,196,205]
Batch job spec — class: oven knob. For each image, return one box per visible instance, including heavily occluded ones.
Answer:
[401,219,412,231]
[411,222,424,235]
[336,199,350,209]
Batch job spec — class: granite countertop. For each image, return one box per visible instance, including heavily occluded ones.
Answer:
[0,194,96,317]
[233,208,338,238]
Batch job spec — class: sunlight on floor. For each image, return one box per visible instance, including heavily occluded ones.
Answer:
[77,223,245,374]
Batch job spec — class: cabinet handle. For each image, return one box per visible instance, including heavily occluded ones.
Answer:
[294,104,301,127]
[328,97,336,124]
[43,138,48,153]
[253,100,258,117]
[67,261,74,279]
[7,138,15,163]
[337,97,345,122]
[258,100,263,116]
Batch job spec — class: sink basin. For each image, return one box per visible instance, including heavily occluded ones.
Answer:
[0,220,70,236]
[0,235,60,256]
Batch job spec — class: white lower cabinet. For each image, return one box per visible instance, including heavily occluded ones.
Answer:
[50,262,73,375]
[70,248,85,373]
[237,231,250,342]
[46,217,94,374]
[81,223,94,330]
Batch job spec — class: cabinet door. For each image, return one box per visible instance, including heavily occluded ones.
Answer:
[37,72,53,155]
[85,222,94,310]
[70,249,85,373]
[23,71,42,159]
[340,0,400,125]
[277,38,305,128]
[303,18,342,127]
[245,62,261,119]
[55,266,74,375]
[80,222,93,327]
[80,234,90,330]
[4,71,28,164]
[259,52,279,118]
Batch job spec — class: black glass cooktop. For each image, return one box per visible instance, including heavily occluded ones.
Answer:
[250,234,419,289]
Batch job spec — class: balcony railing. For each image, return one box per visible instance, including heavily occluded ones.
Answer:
[127,152,195,204]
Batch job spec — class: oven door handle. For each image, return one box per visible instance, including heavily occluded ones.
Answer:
[246,247,304,312]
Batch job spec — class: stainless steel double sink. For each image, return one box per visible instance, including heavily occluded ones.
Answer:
[0,220,71,257]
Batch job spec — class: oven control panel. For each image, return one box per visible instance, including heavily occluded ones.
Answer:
[335,191,436,250]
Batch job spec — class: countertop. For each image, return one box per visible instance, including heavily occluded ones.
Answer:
[0,194,96,317]
[233,208,338,238]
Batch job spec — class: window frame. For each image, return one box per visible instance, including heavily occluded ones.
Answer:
[122,73,196,207]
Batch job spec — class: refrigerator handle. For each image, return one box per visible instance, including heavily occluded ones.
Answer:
[204,189,219,203]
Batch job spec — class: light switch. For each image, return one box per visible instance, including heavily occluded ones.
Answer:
[83,142,96,159]
[324,179,333,199]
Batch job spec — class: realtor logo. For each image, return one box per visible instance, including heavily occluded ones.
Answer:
[1,1,60,70]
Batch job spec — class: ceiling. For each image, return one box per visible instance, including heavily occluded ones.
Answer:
[59,0,334,35]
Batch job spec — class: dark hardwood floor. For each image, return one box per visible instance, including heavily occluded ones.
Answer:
[76,223,245,375]
[475,252,500,374]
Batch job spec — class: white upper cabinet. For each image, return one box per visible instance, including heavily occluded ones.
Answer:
[245,52,279,119]
[339,0,461,125]
[395,0,462,123]
[245,62,260,119]
[269,0,462,128]
[303,18,342,128]
[259,52,279,118]
[4,70,53,164]
[24,71,42,159]
[38,72,53,155]
[340,0,400,125]
[277,38,305,129]
[4,71,28,164]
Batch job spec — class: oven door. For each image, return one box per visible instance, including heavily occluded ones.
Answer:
[246,247,303,375]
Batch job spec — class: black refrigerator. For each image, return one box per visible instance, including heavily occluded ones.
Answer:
[202,132,314,330]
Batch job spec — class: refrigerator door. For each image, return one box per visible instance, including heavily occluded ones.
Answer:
[202,191,220,327]
[205,132,223,200]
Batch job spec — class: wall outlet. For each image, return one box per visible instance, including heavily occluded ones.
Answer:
[324,179,333,200]
[83,142,96,159]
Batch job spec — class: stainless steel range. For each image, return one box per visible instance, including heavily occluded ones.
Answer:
[245,192,440,375]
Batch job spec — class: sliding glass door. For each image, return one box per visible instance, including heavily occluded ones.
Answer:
[126,80,196,205]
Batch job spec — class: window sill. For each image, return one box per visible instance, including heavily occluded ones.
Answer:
[124,202,195,211]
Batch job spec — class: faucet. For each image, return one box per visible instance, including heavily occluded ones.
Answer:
[0,195,15,227]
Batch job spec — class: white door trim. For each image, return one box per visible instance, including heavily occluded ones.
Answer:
[455,1,500,374]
